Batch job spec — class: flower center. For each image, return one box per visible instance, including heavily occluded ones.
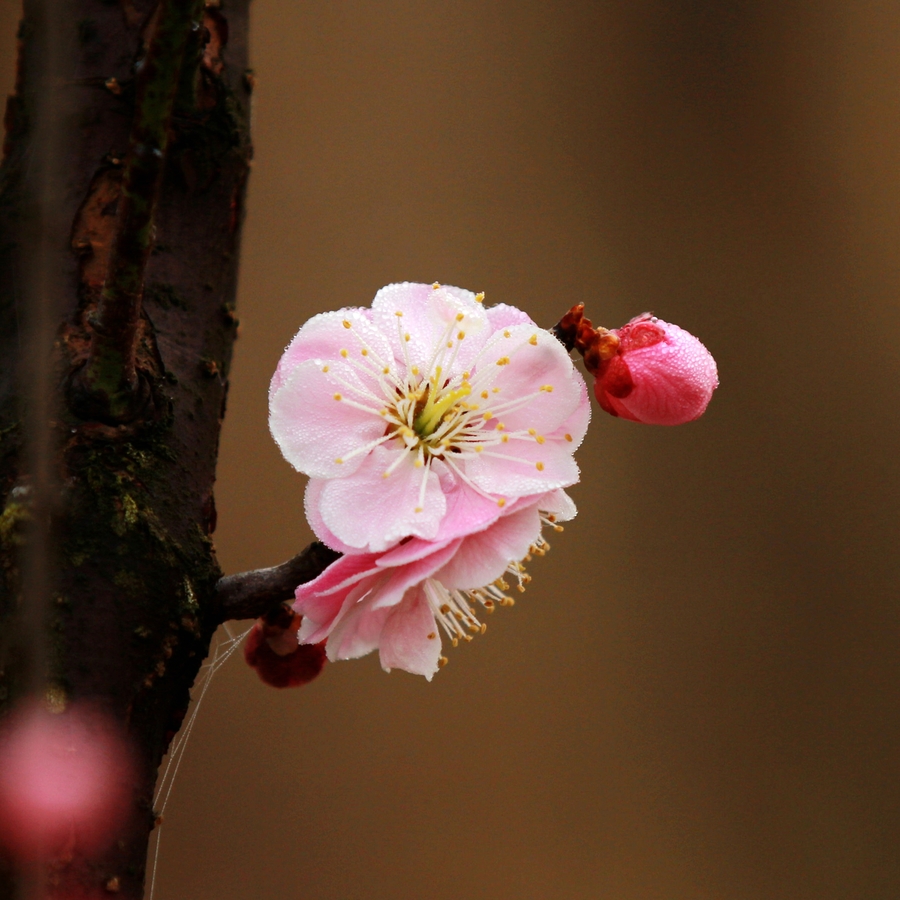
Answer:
[331,306,565,507]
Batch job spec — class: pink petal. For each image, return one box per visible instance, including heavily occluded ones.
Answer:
[464,433,580,497]
[270,308,387,393]
[378,588,442,680]
[485,303,536,330]
[434,502,542,590]
[316,445,447,552]
[370,282,490,377]
[537,488,578,522]
[269,359,386,479]
[475,325,587,435]
[299,577,379,645]
[304,478,362,554]
[369,539,461,610]
[325,589,394,661]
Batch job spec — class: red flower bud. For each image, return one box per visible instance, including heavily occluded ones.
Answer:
[244,606,326,688]
[553,306,718,425]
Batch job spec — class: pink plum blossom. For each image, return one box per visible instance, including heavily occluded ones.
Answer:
[0,702,134,861]
[270,283,590,554]
[293,489,575,679]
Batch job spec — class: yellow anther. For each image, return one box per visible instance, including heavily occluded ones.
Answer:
[432,282,441,290]
[565,433,573,442]
[383,366,391,374]
[404,333,411,342]
[483,412,492,420]
[379,409,388,416]
[440,604,451,614]
[541,384,553,392]
[414,459,423,468]
[415,506,423,512]
[340,349,348,358]
[503,330,510,338]
[382,471,390,479]
[427,632,436,640]
[475,446,483,453]
[480,623,487,634]
[536,462,544,471]
[335,458,343,464]
[361,348,368,356]
[411,366,419,375]
[481,390,489,399]
[497,356,510,366]
[322,365,329,373]
[438,656,449,668]
[495,422,505,430]
[447,341,453,348]
[475,293,484,303]
[333,393,342,401]
[528,428,536,435]
[501,434,509,443]
[528,334,538,345]
[342,319,352,329]
[457,331,465,340]
[462,371,471,380]
[492,387,500,393]
[395,310,403,317]
[536,435,545,444]
[456,312,465,322]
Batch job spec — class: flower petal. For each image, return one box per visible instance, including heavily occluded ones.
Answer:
[378,588,442,680]
[304,479,361,554]
[485,303,535,330]
[371,282,489,377]
[434,502,542,590]
[269,359,386,479]
[464,433,581,496]
[316,445,447,552]
[473,325,587,435]
[325,589,394,661]
[270,308,389,394]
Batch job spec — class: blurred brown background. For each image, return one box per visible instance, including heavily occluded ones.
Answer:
[4,1,900,897]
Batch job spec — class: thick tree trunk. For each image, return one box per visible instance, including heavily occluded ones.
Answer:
[0,1,254,896]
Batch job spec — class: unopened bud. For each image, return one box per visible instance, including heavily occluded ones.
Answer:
[244,606,326,688]
[554,306,718,425]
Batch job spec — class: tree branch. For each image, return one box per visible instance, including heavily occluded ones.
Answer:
[72,0,205,422]
[214,542,341,622]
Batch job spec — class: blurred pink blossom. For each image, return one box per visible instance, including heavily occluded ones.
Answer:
[293,489,575,679]
[0,702,134,861]
[270,283,589,553]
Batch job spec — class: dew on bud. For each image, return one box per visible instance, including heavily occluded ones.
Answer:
[553,306,718,425]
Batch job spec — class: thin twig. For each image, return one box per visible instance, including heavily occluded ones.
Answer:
[75,0,204,421]
[213,542,341,623]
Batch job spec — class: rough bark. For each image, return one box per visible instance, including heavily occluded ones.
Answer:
[0,2,326,897]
